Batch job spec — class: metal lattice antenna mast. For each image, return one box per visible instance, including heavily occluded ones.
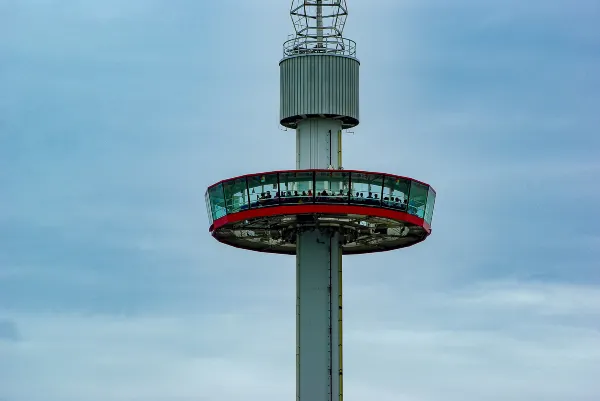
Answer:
[287,0,351,55]
[317,0,323,46]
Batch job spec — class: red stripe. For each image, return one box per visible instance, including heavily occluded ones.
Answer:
[210,204,430,233]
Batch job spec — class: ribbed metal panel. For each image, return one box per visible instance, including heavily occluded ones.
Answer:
[280,55,360,129]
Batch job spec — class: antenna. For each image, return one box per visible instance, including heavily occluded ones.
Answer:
[286,0,352,56]
[317,0,323,46]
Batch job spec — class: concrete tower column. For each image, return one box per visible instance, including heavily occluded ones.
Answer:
[296,112,344,401]
[280,6,359,399]
[296,228,342,401]
[296,119,343,169]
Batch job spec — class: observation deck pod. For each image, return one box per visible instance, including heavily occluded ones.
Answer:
[206,169,436,255]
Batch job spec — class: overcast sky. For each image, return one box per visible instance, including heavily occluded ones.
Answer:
[1,0,599,400]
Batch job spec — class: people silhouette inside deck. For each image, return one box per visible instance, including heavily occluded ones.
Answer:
[315,190,328,202]
[280,190,292,204]
[225,173,431,218]
[232,177,424,215]
[257,192,266,207]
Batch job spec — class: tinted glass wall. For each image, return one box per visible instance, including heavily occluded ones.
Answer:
[206,170,436,226]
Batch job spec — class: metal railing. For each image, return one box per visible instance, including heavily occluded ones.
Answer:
[283,37,357,57]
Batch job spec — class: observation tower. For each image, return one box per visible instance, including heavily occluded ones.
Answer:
[205,1,436,400]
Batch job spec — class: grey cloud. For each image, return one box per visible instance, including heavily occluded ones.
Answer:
[0,0,599,400]
[0,291,599,401]
[0,319,20,342]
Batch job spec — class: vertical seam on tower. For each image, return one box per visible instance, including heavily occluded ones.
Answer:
[338,244,343,401]
[328,130,332,166]
[296,236,301,401]
[328,233,333,401]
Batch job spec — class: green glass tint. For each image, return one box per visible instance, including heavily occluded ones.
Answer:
[408,181,428,219]
[206,171,435,227]
[208,183,226,221]
[279,171,314,203]
[383,176,410,210]
[425,187,436,225]
[223,177,249,214]
[247,173,279,207]
[315,171,350,203]
[350,172,383,205]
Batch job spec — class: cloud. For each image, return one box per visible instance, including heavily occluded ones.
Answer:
[457,280,600,316]
[0,312,293,401]
[0,0,599,400]
[0,319,20,342]
[1,279,600,401]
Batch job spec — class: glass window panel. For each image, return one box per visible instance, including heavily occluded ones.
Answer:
[247,173,280,207]
[279,171,314,204]
[315,171,350,203]
[425,187,436,225]
[205,190,213,225]
[350,172,383,206]
[382,176,410,211]
[208,183,227,221]
[408,181,428,219]
[223,178,249,214]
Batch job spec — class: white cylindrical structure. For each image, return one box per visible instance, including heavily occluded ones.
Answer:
[295,113,344,401]
[296,229,343,401]
[293,83,349,401]
[283,5,358,400]
[296,119,342,169]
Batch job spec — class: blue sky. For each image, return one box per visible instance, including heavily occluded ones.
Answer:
[1,0,599,400]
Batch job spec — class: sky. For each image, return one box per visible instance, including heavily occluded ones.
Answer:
[0,0,599,400]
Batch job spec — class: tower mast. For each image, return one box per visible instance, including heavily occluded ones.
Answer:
[286,2,355,400]
[317,0,323,46]
[204,2,437,400]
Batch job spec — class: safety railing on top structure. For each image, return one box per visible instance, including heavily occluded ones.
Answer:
[283,37,357,57]
[206,169,436,228]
